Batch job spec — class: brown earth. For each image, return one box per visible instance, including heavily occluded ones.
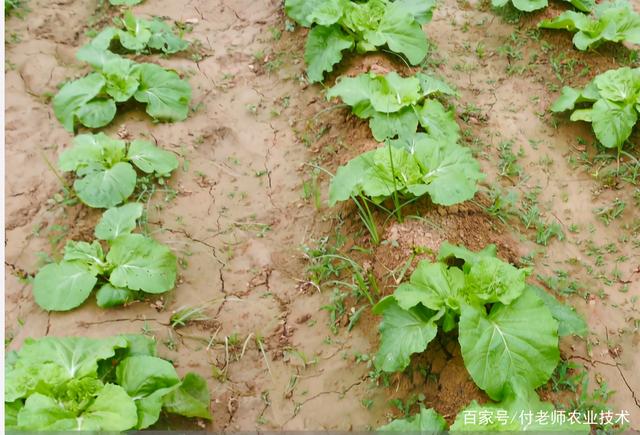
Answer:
[4,0,640,430]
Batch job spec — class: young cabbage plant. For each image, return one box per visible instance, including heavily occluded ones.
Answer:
[53,47,191,132]
[5,335,211,431]
[550,67,640,151]
[59,132,178,208]
[88,10,189,54]
[373,243,587,402]
[326,71,459,142]
[284,0,434,82]
[539,0,640,50]
[32,202,177,311]
[329,133,484,212]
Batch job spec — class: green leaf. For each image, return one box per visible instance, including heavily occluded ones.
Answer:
[373,298,438,372]
[133,63,192,122]
[284,0,324,27]
[13,336,128,379]
[307,0,346,25]
[437,242,497,271]
[370,6,428,65]
[511,0,547,12]
[102,56,140,102]
[527,285,588,337]
[538,4,640,50]
[600,6,640,44]
[126,139,179,175]
[326,72,424,118]
[369,107,419,141]
[459,290,560,400]
[118,10,152,51]
[89,27,119,50]
[416,72,458,96]
[416,99,460,142]
[17,384,138,431]
[77,384,139,430]
[74,161,137,208]
[572,30,603,51]
[147,19,190,54]
[569,108,593,122]
[538,11,591,32]
[163,373,212,419]
[33,262,98,311]
[5,363,69,402]
[341,0,386,35]
[328,152,372,205]
[566,0,594,12]
[389,0,436,24]
[412,135,484,206]
[581,79,601,100]
[59,132,126,171]
[304,25,354,83]
[591,99,637,149]
[120,334,158,357]
[550,86,582,112]
[59,134,105,171]
[96,283,138,308]
[379,406,446,431]
[60,133,136,208]
[77,98,118,128]
[326,73,377,118]
[5,401,22,429]
[63,240,107,274]
[394,261,465,313]
[329,135,484,207]
[76,45,122,70]
[107,233,177,293]
[593,67,637,102]
[464,257,529,305]
[116,355,181,428]
[95,202,144,241]
[369,72,422,113]
[17,393,76,430]
[52,73,106,132]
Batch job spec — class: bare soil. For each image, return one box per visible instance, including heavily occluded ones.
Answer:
[4,0,640,430]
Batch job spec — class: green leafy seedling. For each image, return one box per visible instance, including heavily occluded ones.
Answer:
[59,132,178,209]
[374,243,587,402]
[539,1,640,50]
[550,67,640,151]
[284,0,434,82]
[89,10,189,54]
[329,134,484,210]
[326,71,458,141]
[5,335,211,431]
[53,48,191,131]
[32,203,177,311]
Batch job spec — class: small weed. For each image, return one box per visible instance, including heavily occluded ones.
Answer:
[594,199,626,226]
[498,140,522,177]
[482,187,517,223]
[170,304,211,328]
[536,221,565,246]
[551,360,585,392]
